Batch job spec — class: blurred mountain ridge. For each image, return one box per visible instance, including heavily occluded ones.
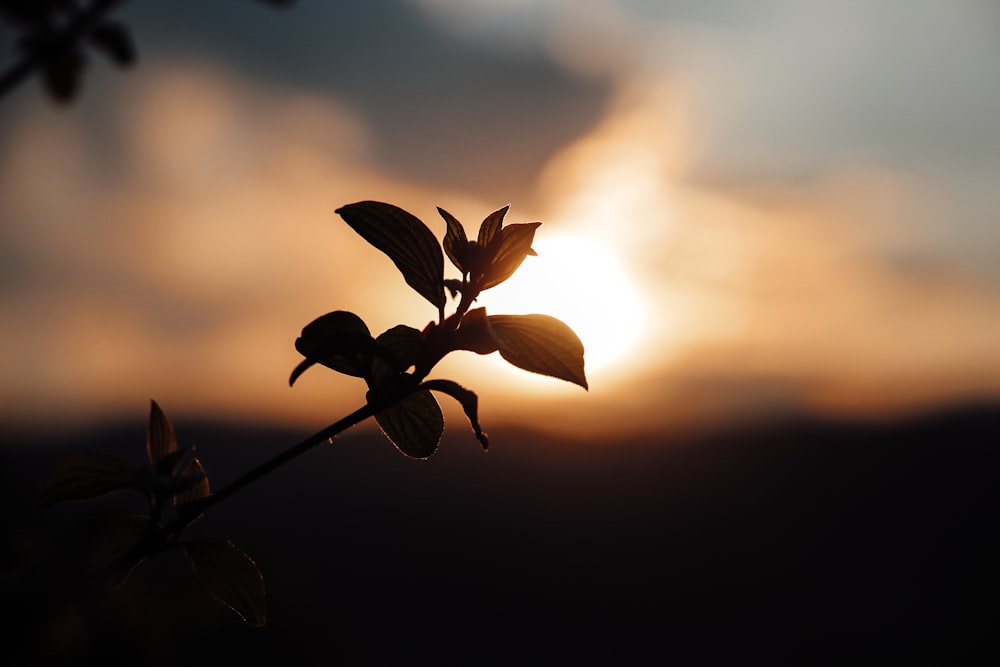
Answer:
[2,400,997,664]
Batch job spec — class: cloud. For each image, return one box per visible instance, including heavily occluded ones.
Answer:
[468,68,1000,438]
[2,3,999,442]
[416,0,1000,278]
[122,0,611,206]
[0,63,488,428]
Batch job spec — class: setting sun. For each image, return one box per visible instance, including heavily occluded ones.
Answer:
[477,231,645,377]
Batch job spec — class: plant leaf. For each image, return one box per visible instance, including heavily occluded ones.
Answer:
[443,278,464,298]
[438,207,469,274]
[422,379,489,450]
[293,311,374,381]
[183,537,266,627]
[155,446,192,478]
[488,314,588,389]
[337,201,445,309]
[371,325,423,385]
[288,359,316,386]
[173,458,210,508]
[37,453,138,509]
[374,389,443,459]
[42,46,85,103]
[481,222,540,290]
[477,204,509,247]
[89,515,149,589]
[147,400,177,470]
[87,20,136,67]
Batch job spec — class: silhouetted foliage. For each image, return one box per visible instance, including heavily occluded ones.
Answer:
[39,200,587,624]
[0,0,293,104]
[295,201,586,457]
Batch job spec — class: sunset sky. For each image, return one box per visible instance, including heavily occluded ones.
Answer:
[2,0,998,441]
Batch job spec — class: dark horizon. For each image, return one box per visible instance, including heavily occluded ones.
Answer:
[4,400,997,663]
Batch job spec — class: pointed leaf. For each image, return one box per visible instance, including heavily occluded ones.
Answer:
[88,20,136,67]
[37,453,138,509]
[293,311,374,379]
[183,537,266,627]
[89,515,149,589]
[488,314,588,389]
[147,400,177,469]
[371,325,423,384]
[174,458,209,508]
[423,379,489,450]
[481,222,541,289]
[438,207,469,273]
[155,446,192,478]
[337,201,445,309]
[42,46,85,103]
[477,204,509,247]
[288,359,316,386]
[374,389,443,459]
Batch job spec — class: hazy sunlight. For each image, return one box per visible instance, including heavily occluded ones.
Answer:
[478,231,645,378]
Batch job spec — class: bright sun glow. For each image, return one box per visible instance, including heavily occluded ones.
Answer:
[478,232,645,378]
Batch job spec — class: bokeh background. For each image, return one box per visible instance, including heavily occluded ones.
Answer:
[3,0,998,436]
[2,1,998,663]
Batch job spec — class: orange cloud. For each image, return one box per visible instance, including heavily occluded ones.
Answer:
[470,77,1000,438]
[2,56,997,444]
[0,63,489,430]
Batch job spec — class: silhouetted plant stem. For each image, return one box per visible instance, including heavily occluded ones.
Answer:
[169,290,482,530]
[97,402,379,590]
[179,402,376,526]
[41,201,585,625]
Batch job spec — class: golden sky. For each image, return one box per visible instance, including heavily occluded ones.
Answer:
[1,0,998,440]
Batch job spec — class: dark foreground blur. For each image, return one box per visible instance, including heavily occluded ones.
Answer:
[3,402,997,665]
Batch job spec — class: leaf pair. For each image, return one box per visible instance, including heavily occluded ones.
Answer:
[290,311,434,456]
[38,401,265,627]
[369,307,589,451]
[289,308,587,456]
[36,400,208,510]
[290,311,423,386]
[147,400,210,508]
[439,205,539,291]
[148,408,265,626]
[336,201,541,308]
[291,311,488,458]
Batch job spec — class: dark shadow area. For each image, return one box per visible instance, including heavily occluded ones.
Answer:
[3,401,997,664]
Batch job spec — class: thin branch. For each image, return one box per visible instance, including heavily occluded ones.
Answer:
[179,402,376,524]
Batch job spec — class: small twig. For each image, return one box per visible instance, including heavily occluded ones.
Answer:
[178,402,376,526]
